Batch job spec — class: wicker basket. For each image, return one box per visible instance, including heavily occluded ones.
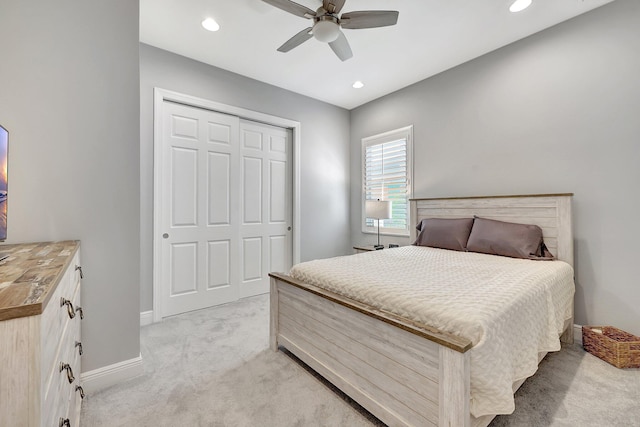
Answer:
[582,326,640,369]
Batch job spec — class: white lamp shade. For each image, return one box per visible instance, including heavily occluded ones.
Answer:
[365,200,392,219]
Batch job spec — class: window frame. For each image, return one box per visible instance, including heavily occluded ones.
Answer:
[361,125,414,237]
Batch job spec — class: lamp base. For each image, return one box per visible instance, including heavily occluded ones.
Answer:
[373,245,384,250]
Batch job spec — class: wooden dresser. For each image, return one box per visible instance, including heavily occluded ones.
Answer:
[0,241,84,427]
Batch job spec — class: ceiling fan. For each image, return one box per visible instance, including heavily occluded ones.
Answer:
[262,0,399,61]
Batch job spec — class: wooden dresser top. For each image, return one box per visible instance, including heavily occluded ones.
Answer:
[0,241,80,321]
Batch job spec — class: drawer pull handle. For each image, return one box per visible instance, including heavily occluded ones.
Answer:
[75,306,84,319]
[75,341,83,356]
[59,418,71,427]
[75,265,84,279]
[59,362,75,383]
[60,298,76,319]
[76,385,86,399]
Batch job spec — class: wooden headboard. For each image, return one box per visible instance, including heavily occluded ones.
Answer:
[409,194,574,267]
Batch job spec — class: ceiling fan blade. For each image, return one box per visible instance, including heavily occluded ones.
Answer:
[340,10,399,29]
[262,0,316,19]
[323,0,346,14]
[277,27,313,52]
[329,31,353,61]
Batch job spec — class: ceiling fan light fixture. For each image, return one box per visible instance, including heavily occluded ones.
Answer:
[201,17,220,32]
[312,18,340,43]
[509,0,532,13]
[262,0,399,61]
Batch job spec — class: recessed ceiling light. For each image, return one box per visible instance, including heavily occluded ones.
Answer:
[353,81,364,89]
[509,0,532,13]
[202,17,220,32]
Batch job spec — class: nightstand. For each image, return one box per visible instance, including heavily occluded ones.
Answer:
[353,245,382,253]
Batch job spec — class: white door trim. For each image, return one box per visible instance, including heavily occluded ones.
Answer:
[152,87,301,323]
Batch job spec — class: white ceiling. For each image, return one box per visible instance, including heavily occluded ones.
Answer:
[140,0,615,110]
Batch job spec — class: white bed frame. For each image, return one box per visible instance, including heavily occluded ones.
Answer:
[269,194,574,427]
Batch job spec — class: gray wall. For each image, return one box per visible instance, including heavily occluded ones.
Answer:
[139,44,351,312]
[350,0,640,336]
[0,0,141,371]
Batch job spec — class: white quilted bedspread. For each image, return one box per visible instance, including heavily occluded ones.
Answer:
[289,245,575,417]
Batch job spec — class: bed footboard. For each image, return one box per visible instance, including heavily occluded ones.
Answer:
[270,274,472,427]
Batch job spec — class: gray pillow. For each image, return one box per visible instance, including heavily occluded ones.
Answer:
[466,217,553,259]
[414,218,474,251]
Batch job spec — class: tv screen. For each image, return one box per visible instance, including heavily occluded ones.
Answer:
[0,125,7,241]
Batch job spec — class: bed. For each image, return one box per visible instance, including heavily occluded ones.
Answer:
[269,194,574,427]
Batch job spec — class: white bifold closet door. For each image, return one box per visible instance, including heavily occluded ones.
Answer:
[159,101,292,317]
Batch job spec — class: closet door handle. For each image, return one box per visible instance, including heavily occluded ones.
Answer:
[60,362,75,384]
[75,306,84,319]
[75,341,83,356]
[60,298,76,319]
[75,265,84,279]
[59,418,71,427]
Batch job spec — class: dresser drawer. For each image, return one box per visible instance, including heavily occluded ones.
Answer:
[43,319,76,426]
[41,252,81,379]
[43,255,82,427]
[56,319,83,427]
[69,290,83,402]
[68,336,83,427]
[56,304,83,427]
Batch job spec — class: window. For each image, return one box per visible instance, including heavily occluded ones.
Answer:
[362,126,413,236]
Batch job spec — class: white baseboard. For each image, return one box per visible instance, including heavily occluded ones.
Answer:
[81,354,144,394]
[140,310,154,326]
[574,324,583,346]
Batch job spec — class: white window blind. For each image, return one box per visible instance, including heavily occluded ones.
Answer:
[362,126,413,236]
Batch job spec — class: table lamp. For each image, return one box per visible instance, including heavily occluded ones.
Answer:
[365,199,392,249]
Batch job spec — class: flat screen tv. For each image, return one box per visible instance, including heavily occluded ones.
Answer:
[0,125,7,241]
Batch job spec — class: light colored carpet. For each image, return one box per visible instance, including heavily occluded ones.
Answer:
[81,294,640,426]
[491,339,640,426]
